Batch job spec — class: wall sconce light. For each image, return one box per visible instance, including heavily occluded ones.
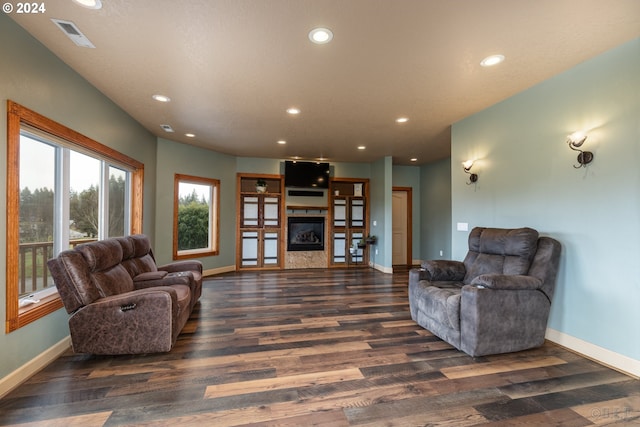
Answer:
[567,131,593,168]
[462,160,478,184]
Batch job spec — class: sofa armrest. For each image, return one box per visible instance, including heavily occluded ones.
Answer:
[133,271,192,289]
[421,260,466,282]
[67,287,179,354]
[470,274,542,291]
[158,260,203,274]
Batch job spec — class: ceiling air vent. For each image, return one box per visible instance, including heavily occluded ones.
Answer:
[160,124,175,133]
[51,19,95,48]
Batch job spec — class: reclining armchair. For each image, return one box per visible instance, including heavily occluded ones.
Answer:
[47,235,202,355]
[409,227,561,357]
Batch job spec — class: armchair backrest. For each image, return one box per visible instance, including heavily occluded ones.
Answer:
[462,227,539,285]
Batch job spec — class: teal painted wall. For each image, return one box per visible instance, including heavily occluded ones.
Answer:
[154,138,238,268]
[370,157,393,270]
[0,14,157,379]
[419,158,452,261]
[451,38,640,360]
[392,165,422,262]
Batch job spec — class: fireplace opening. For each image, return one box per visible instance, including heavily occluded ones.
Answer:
[287,217,324,251]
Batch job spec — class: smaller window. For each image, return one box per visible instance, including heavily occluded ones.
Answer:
[173,174,220,259]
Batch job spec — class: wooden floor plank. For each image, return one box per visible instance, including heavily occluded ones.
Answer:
[1,268,638,427]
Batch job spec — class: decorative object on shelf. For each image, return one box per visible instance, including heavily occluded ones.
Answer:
[566,131,593,168]
[365,235,377,245]
[353,183,363,197]
[462,160,478,184]
[255,179,267,193]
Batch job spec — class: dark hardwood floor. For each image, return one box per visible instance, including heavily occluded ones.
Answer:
[1,268,639,426]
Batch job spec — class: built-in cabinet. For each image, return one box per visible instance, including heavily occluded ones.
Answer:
[236,174,369,270]
[236,174,284,270]
[329,179,370,267]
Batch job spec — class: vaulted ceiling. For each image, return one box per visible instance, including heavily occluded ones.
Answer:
[10,0,640,165]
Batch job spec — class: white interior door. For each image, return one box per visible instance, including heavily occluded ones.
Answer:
[392,191,408,265]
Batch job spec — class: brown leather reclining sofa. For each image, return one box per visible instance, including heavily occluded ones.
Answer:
[47,234,202,355]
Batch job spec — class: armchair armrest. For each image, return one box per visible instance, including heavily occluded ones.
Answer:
[157,260,203,274]
[421,260,466,282]
[470,274,542,291]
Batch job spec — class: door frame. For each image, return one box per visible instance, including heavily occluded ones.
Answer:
[392,186,412,266]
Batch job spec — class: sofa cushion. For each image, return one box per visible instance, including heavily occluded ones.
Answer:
[91,264,135,297]
[128,235,158,273]
[77,239,124,271]
[76,239,134,296]
[463,227,539,284]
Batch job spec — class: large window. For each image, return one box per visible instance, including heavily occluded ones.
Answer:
[173,174,220,259]
[6,100,144,332]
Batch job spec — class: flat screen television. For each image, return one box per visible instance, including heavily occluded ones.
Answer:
[284,161,330,189]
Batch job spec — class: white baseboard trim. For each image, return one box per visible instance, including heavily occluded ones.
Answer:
[203,265,236,277]
[0,336,71,398]
[370,262,393,274]
[546,328,639,378]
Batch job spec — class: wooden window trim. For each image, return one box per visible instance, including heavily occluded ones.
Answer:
[5,100,144,333]
[173,173,220,260]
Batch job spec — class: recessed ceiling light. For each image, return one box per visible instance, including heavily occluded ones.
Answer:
[185,133,195,138]
[72,0,102,9]
[152,94,171,102]
[410,158,418,162]
[286,107,301,115]
[396,117,409,123]
[277,140,286,145]
[480,54,505,67]
[357,145,366,150]
[308,27,333,44]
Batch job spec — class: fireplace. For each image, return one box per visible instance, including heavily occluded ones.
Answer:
[287,217,325,251]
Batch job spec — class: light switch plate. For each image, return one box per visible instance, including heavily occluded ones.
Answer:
[457,222,469,231]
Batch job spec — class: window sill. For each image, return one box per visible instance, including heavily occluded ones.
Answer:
[8,292,64,332]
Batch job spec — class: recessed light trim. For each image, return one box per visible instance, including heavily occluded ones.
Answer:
[286,107,301,115]
[152,94,171,103]
[309,27,333,44]
[480,54,505,67]
[277,140,287,145]
[396,117,409,123]
[410,158,418,162]
[185,133,195,138]
[357,145,366,150]
[72,0,102,9]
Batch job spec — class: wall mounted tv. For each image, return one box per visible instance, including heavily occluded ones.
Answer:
[284,161,330,189]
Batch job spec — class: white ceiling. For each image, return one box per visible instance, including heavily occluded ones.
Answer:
[10,0,640,165]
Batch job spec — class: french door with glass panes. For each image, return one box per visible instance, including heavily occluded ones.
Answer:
[237,174,283,269]
[329,179,369,267]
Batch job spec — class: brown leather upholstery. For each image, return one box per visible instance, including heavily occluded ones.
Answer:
[47,235,203,355]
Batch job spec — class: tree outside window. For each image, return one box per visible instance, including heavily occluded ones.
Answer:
[173,174,220,259]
